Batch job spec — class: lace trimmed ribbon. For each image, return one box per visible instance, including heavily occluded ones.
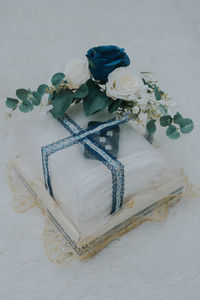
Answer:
[41,114,129,214]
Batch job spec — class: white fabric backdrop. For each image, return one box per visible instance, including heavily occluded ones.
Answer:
[0,0,200,299]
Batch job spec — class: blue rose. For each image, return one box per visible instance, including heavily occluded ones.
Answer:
[86,45,130,84]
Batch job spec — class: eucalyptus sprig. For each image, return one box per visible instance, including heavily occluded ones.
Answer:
[6,84,49,113]
[114,76,194,139]
[6,73,114,119]
[5,71,194,140]
[141,78,194,139]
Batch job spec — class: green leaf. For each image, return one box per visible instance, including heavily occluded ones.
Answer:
[16,89,29,101]
[51,89,73,119]
[6,97,19,109]
[83,80,113,116]
[142,78,147,85]
[108,99,123,114]
[32,91,41,99]
[51,73,65,86]
[166,125,180,139]
[30,91,41,106]
[37,84,49,95]
[146,119,156,134]
[84,93,112,116]
[158,104,167,115]
[159,115,172,127]
[73,84,89,98]
[154,85,161,100]
[142,78,153,89]
[179,118,194,134]
[173,112,183,125]
[19,101,33,113]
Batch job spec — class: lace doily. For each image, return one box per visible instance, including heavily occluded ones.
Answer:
[7,160,198,265]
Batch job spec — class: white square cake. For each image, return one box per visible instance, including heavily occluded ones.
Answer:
[12,103,184,245]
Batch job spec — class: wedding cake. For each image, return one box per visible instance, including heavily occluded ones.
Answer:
[6,45,193,259]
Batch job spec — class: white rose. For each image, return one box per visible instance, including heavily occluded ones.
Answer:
[64,59,90,90]
[106,67,145,101]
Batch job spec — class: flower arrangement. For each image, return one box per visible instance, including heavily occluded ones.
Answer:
[6,45,194,139]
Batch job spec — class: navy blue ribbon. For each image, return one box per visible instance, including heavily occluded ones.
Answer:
[41,114,129,214]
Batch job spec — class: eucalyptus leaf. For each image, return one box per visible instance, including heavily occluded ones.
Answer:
[154,85,161,100]
[173,112,183,125]
[30,91,41,106]
[73,84,89,98]
[160,115,172,127]
[6,97,19,110]
[83,80,113,116]
[37,84,49,95]
[146,119,156,134]
[142,78,147,85]
[19,101,33,113]
[51,89,73,119]
[32,91,41,99]
[51,73,65,86]
[142,78,153,89]
[166,125,180,139]
[108,99,123,114]
[16,89,29,101]
[180,118,194,134]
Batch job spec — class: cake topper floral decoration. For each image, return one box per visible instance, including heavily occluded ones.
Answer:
[5,45,194,139]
